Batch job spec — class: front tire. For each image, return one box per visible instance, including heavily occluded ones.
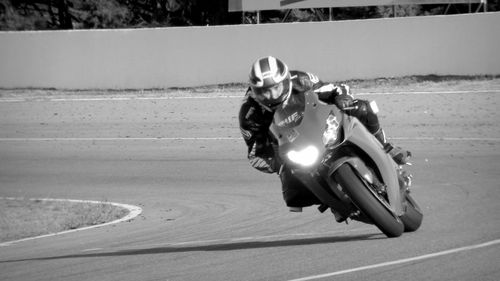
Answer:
[334,164,404,238]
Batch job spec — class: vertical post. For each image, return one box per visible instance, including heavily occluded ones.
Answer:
[257,11,260,24]
[444,4,451,14]
[476,0,488,12]
[329,7,333,21]
[282,10,292,22]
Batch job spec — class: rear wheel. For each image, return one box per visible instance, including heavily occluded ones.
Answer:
[334,164,404,238]
[400,192,423,232]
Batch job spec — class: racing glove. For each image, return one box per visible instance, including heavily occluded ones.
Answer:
[316,83,354,110]
[334,94,354,110]
[332,84,354,110]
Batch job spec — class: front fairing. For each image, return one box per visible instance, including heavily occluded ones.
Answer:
[270,91,342,172]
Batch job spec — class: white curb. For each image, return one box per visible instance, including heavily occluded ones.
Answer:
[0,197,142,247]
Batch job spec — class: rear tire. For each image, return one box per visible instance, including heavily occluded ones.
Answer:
[334,164,404,238]
[400,193,423,232]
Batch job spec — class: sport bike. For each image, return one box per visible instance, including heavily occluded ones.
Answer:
[269,90,423,237]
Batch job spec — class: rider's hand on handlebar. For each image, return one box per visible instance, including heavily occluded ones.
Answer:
[334,94,354,110]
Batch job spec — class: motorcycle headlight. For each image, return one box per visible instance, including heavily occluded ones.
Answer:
[286,145,320,167]
[322,113,340,146]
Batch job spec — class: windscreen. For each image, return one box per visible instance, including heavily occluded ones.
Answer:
[273,93,306,129]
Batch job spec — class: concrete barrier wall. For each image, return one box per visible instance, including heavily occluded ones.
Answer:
[0,12,499,89]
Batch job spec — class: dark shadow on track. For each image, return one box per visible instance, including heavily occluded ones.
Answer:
[1,233,383,263]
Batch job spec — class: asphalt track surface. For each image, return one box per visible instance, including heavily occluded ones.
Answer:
[0,88,499,281]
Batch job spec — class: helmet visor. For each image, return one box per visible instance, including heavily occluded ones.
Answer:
[251,82,284,105]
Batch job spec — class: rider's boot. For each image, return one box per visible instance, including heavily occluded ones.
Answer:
[331,209,347,223]
[373,128,412,165]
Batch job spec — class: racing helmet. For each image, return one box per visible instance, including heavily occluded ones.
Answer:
[249,56,292,110]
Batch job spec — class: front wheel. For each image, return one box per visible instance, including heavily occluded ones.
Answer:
[334,164,404,238]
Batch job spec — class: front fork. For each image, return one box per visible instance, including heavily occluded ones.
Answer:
[397,167,413,191]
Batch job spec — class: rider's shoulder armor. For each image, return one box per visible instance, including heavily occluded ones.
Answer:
[239,89,274,139]
[290,70,323,93]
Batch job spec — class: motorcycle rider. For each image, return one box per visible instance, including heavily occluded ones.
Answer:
[239,56,411,210]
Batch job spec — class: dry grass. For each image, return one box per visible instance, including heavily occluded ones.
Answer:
[143,75,500,94]
[342,75,500,93]
[1,75,499,100]
[0,198,129,243]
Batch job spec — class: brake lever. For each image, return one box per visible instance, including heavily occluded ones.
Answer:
[342,105,359,111]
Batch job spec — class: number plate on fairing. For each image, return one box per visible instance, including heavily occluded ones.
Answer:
[286,129,299,142]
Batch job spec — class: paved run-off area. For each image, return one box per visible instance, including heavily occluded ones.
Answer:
[0,78,499,281]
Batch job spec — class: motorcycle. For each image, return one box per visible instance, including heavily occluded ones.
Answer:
[269,90,423,237]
